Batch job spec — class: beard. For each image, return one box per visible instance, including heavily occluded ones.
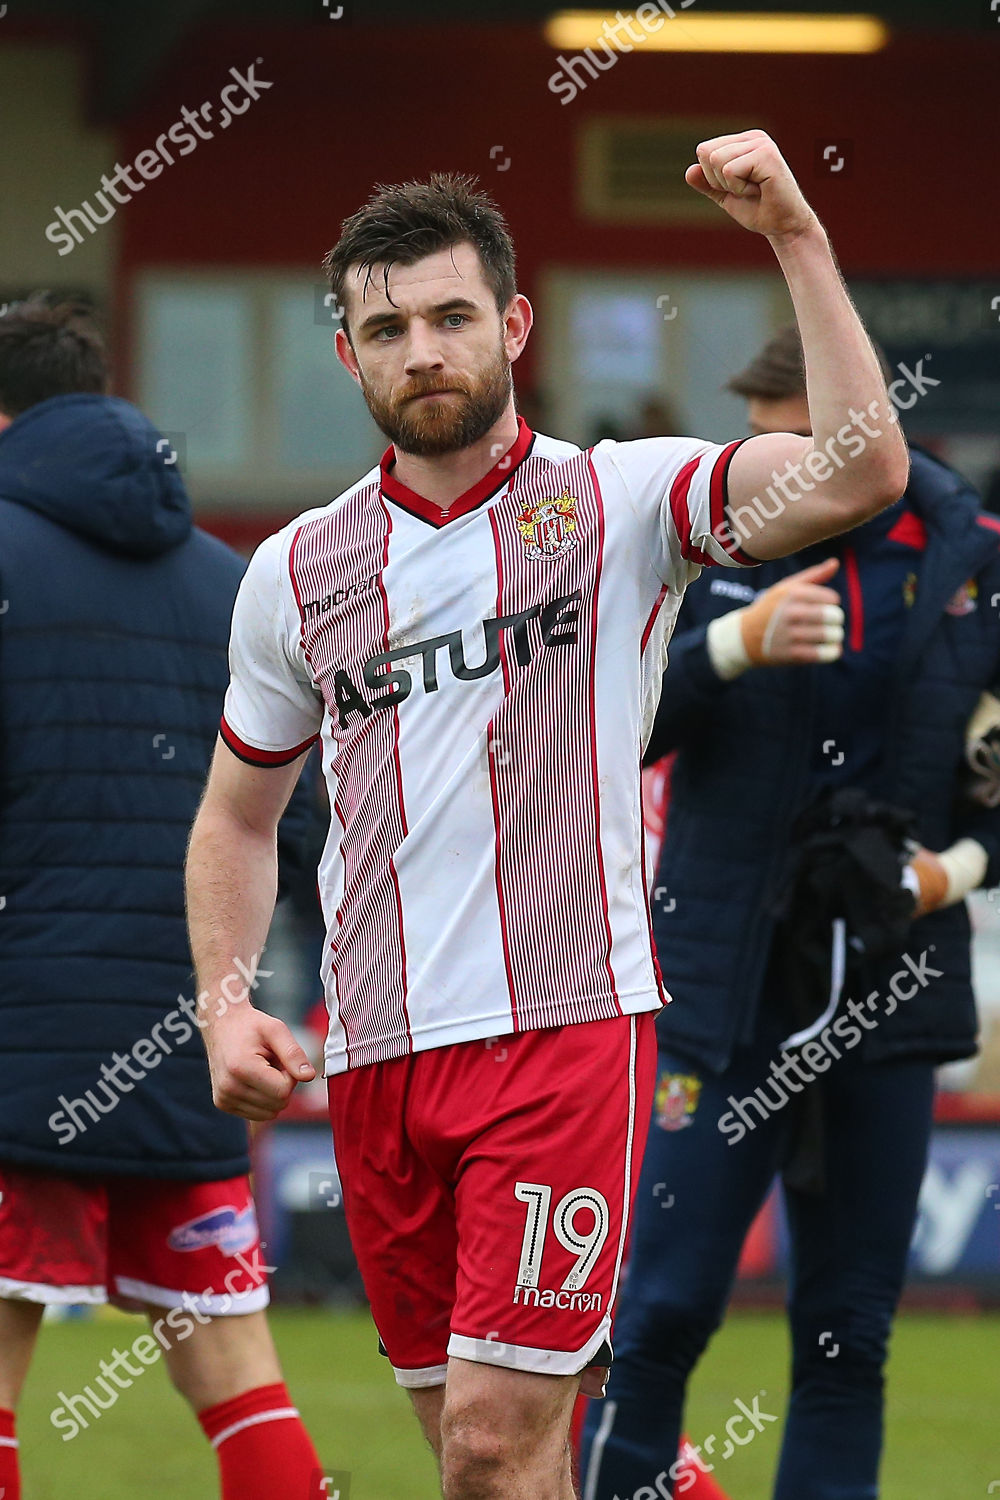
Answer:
[358,341,513,457]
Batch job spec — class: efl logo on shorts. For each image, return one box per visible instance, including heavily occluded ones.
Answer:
[167,1204,258,1256]
[654,1071,701,1131]
[516,491,578,560]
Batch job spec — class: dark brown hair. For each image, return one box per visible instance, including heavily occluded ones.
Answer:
[726,324,807,402]
[727,322,892,402]
[0,298,107,418]
[323,172,517,340]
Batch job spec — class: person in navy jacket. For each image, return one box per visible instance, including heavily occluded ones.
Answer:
[0,300,326,1499]
[581,325,1000,1499]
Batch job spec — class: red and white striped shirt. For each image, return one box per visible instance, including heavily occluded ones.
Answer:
[221,419,754,1073]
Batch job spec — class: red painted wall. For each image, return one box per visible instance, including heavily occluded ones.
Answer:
[115,19,997,396]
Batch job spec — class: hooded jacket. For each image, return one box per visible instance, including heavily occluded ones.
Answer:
[646,448,1000,1073]
[0,394,311,1178]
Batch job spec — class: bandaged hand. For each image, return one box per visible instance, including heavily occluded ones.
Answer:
[707,557,844,680]
[904,839,989,916]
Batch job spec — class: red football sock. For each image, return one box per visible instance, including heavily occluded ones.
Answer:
[677,1435,732,1498]
[198,1382,326,1500]
[0,1406,20,1500]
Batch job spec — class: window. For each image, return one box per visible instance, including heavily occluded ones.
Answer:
[134,272,384,510]
[538,268,789,447]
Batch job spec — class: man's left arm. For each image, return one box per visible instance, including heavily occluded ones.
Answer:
[905,563,1000,916]
[921,630,1000,910]
[687,131,910,561]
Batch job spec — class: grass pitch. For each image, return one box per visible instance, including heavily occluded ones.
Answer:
[16,1306,999,1498]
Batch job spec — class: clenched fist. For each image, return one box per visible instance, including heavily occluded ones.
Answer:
[686,129,819,244]
[205,1002,317,1122]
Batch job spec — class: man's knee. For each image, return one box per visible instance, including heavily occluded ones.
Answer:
[790,1303,894,1386]
[617,1288,724,1382]
[149,1305,281,1410]
[0,1297,46,1409]
[440,1415,511,1493]
[440,1377,567,1491]
[409,1383,445,1459]
[441,1403,555,1497]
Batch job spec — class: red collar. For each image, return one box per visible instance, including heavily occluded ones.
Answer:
[379,415,534,528]
[885,509,928,551]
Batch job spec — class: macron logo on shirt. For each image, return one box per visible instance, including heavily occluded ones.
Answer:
[302,576,377,619]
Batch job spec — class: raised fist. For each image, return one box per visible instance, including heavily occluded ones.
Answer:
[686,129,818,244]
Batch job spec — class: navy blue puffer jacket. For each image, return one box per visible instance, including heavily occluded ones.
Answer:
[0,394,311,1179]
[647,448,1000,1072]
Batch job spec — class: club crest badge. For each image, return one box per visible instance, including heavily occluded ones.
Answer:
[516,490,578,560]
[654,1071,702,1132]
[945,578,978,616]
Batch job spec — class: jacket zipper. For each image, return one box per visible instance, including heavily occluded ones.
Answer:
[843,545,864,651]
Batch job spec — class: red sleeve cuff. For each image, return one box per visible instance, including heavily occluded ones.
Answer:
[219,715,318,767]
[710,437,759,567]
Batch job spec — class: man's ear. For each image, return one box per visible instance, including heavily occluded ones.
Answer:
[503,294,533,366]
[0,410,13,434]
[335,328,362,387]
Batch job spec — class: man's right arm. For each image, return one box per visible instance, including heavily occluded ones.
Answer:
[185,737,316,1121]
[192,525,324,1118]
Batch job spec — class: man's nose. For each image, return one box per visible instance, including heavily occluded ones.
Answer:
[403,321,445,374]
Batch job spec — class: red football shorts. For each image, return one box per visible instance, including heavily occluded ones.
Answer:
[0,1166,269,1315]
[327,1012,656,1390]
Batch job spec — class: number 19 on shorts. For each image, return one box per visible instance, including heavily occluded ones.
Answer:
[514,1181,610,1292]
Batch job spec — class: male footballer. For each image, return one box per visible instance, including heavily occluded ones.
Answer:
[185,131,908,1499]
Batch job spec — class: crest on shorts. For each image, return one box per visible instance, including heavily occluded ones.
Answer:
[945,578,978,616]
[167,1204,258,1256]
[516,490,578,560]
[654,1071,702,1132]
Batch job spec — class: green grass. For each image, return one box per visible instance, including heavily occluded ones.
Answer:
[15,1306,1000,1498]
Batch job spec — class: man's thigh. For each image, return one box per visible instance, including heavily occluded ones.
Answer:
[444,1014,656,1385]
[328,1055,458,1390]
[784,1056,936,1319]
[620,1045,789,1318]
[329,1013,657,1393]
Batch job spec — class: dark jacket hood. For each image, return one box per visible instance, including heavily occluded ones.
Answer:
[0,393,191,558]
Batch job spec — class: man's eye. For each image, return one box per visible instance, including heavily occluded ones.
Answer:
[443,314,467,328]
[375,326,400,341]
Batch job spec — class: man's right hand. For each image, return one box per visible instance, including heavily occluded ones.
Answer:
[205,1003,316,1121]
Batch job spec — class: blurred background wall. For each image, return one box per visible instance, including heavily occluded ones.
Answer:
[2,4,997,538]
